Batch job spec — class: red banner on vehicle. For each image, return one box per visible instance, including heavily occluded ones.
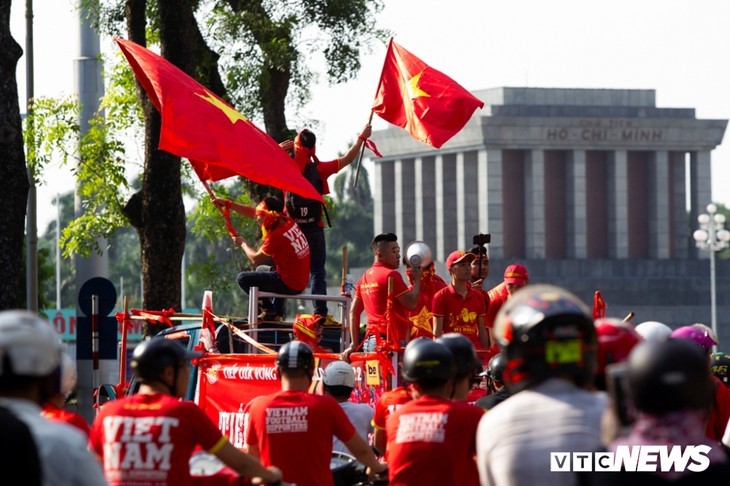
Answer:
[196,353,391,447]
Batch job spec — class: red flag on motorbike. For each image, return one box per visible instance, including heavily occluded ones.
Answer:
[115,38,321,201]
[372,38,484,149]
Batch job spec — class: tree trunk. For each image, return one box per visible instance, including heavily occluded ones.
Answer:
[0,0,28,310]
[124,0,183,335]
[124,0,229,335]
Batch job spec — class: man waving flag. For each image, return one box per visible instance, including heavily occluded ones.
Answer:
[115,38,321,201]
[372,39,484,149]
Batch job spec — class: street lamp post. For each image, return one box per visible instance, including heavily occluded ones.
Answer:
[693,203,730,348]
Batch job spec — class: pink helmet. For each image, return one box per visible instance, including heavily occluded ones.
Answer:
[670,325,717,354]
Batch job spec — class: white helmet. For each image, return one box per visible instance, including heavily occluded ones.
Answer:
[635,321,672,343]
[59,352,77,396]
[0,310,61,377]
[322,360,356,388]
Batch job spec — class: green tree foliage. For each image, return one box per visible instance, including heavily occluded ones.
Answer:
[33,0,385,319]
[325,164,374,280]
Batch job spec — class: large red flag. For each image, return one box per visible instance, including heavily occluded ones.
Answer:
[115,38,321,201]
[372,39,484,149]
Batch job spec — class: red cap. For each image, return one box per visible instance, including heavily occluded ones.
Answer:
[503,264,528,284]
[446,250,476,269]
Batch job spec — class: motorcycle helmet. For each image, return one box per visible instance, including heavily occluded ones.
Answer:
[493,284,596,393]
[710,352,730,386]
[634,321,672,343]
[628,339,713,414]
[131,337,201,382]
[276,341,315,371]
[435,333,479,378]
[595,318,641,381]
[401,338,455,384]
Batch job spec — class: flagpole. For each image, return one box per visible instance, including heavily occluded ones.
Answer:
[200,178,239,238]
[353,111,374,188]
[353,38,394,188]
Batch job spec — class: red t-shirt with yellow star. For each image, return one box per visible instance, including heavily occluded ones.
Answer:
[432,284,487,349]
[355,262,410,338]
[406,267,447,339]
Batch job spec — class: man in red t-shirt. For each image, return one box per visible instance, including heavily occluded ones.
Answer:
[89,338,280,486]
[371,385,413,457]
[433,250,490,350]
[41,352,90,436]
[344,233,422,356]
[484,263,529,329]
[281,125,373,318]
[386,339,484,486]
[214,196,311,320]
[244,341,386,486]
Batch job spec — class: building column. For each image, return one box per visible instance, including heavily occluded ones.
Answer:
[394,158,415,244]
[414,157,424,241]
[394,159,404,241]
[525,149,546,258]
[568,150,587,258]
[484,149,503,258]
[649,151,671,258]
[608,150,629,259]
[456,152,466,250]
[690,150,713,215]
[670,152,689,259]
[435,154,445,261]
[373,161,384,235]
[691,151,713,260]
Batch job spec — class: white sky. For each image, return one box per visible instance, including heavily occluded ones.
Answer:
[11,0,730,231]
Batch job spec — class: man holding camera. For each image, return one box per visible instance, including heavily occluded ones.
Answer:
[468,234,491,292]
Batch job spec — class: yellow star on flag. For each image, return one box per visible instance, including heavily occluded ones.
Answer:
[407,71,430,100]
[409,306,434,336]
[195,90,247,125]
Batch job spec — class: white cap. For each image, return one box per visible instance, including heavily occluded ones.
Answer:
[0,310,61,377]
[635,321,672,343]
[323,361,356,388]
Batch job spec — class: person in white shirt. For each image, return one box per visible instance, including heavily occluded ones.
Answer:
[322,360,374,454]
[476,285,607,486]
[0,310,106,486]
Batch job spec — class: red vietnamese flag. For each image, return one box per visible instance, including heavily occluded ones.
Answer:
[372,39,484,149]
[115,38,321,201]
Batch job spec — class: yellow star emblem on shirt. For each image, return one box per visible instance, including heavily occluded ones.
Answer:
[409,305,434,336]
[196,90,247,125]
[407,71,430,100]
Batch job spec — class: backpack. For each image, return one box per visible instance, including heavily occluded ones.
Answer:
[286,161,331,229]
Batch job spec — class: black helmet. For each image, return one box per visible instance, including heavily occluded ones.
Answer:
[493,284,596,393]
[628,339,713,414]
[276,341,314,371]
[486,353,507,384]
[131,337,202,382]
[401,338,455,383]
[435,333,479,378]
[711,352,730,385]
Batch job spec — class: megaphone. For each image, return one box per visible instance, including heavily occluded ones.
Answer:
[405,241,433,267]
